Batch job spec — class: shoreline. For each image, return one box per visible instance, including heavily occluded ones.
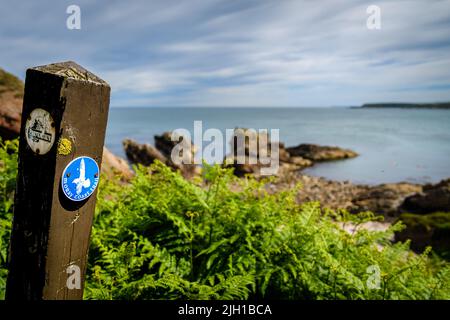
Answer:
[121,135,447,217]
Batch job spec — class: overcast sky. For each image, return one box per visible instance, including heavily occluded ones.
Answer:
[1,0,450,107]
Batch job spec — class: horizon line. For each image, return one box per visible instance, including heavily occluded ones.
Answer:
[109,101,450,108]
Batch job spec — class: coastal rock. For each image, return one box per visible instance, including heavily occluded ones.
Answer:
[279,142,313,168]
[224,128,312,177]
[155,131,200,178]
[274,171,362,211]
[400,179,450,214]
[395,179,450,255]
[155,131,197,160]
[123,138,168,166]
[351,183,422,217]
[278,143,292,163]
[223,128,272,176]
[274,171,424,217]
[227,158,259,177]
[123,135,200,178]
[395,212,450,256]
[101,147,134,180]
[0,102,21,140]
[286,143,358,162]
[154,132,178,158]
[0,68,23,140]
[287,156,313,167]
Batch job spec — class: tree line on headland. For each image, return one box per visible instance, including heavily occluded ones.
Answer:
[359,102,450,109]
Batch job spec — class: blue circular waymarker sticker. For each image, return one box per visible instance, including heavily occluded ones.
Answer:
[61,156,100,202]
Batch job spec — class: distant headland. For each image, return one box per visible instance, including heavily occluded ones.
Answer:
[357,102,450,109]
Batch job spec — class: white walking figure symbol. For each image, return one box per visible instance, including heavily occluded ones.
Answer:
[72,158,91,195]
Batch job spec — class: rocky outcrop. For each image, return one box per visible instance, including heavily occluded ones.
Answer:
[101,147,134,180]
[123,128,354,177]
[274,171,425,218]
[155,131,200,178]
[154,132,195,159]
[393,180,450,256]
[0,68,23,140]
[275,172,450,256]
[224,128,312,177]
[123,139,167,166]
[123,133,200,178]
[0,102,22,140]
[351,183,422,217]
[400,179,450,214]
[395,212,450,257]
[278,142,313,172]
[286,143,358,162]
[289,173,362,211]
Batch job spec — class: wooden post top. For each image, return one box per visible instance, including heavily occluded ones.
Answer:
[30,61,109,86]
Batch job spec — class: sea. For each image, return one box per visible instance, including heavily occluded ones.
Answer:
[105,107,450,185]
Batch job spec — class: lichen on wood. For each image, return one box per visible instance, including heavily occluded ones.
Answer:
[58,138,72,156]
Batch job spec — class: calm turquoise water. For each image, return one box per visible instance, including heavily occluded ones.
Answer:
[105,107,450,185]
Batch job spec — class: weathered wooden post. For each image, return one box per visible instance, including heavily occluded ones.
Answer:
[6,61,110,300]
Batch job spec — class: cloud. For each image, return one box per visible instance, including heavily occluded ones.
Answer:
[1,0,450,106]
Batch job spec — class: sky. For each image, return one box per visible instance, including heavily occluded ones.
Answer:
[1,0,450,107]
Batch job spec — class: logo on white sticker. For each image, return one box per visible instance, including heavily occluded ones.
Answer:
[25,108,56,155]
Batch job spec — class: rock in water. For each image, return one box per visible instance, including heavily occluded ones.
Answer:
[154,132,179,158]
[400,179,450,214]
[155,131,198,163]
[223,128,312,177]
[155,131,200,178]
[286,143,358,161]
[123,135,200,178]
[123,138,168,166]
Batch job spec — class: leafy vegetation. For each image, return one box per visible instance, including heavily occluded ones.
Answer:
[0,139,18,299]
[0,138,449,299]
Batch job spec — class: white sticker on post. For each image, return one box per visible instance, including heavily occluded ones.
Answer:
[25,108,56,155]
